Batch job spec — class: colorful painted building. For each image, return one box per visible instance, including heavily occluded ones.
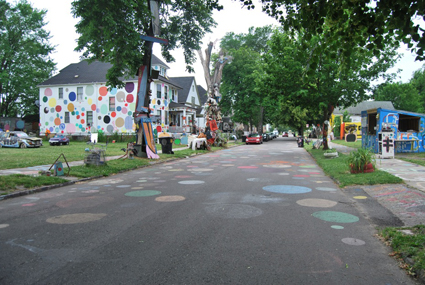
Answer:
[38,55,206,137]
[361,108,425,153]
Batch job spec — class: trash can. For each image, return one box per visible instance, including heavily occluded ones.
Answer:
[297,137,304,147]
[160,137,174,154]
[242,136,247,142]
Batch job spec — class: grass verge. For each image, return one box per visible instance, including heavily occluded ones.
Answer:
[379,225,425,277]
[305,144,403,187]
[0,142,240,196]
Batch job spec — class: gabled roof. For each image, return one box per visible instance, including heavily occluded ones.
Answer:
[152,55,169,69]
[39,54,170,86]
[197,85,208,105]
[169,76,196,103]
[334,101,395,116]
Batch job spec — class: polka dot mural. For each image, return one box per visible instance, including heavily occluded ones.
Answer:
[99,86,108,96]
[126,94,134,103]
[40,79,166,135]
[44,88,52,96]
[48,98,57,107]
[86,85,94,96]
[117,91,125,102]
[69,92,76,101]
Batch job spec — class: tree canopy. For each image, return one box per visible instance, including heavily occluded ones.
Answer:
[72,0,222,88]
[238,0,424,69]
[0,0,55,118]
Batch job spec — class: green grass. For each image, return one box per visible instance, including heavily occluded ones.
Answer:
[0,141,194,170]
[379,225,425,276]
[0,141,241,195]
[305,144,403,187]
[331,139,362,149]
[0,174,69,195]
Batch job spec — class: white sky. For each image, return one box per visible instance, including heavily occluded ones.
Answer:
[29,0,425,89]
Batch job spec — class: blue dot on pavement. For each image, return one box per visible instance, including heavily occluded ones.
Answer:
[263,185,312,194]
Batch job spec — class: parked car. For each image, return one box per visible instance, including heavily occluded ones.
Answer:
[246,133,263,144]
[282,132,289,137]
[262,133,270,142]
[49,134,70,146]
[269,132,276,139]
[0,131,42,148]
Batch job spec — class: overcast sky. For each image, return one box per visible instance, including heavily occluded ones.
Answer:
[30,0,425,89]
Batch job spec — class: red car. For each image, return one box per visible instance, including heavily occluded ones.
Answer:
[282,132,289,137]
[246,133,263,144]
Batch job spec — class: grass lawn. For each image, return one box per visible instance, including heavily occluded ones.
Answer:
[0,141,242,194]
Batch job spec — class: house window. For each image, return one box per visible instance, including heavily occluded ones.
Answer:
[172,89,177,102]
[191,96,195,106]
[157,110,161,117]
[367,112,377,135]
[164,86,168,100]
[109,97,115,111]
[87,111,93,126]
[157,84,162,98]
[192,85,194,92]
[65,112,70,123]
[58,88,63,99]
[399,114,420,132]
[77,87,83,101]
[160,67,166,76]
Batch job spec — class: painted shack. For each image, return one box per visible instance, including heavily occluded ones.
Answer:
[361,108,425,155]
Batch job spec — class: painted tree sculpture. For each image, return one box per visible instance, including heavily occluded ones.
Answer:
[197,42,232,148]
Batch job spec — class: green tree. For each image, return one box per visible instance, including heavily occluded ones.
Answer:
[0,0,55,118]
[373,82,423,113]
[220,47,263,132]
[72,0,221,88]
[219,27,274,133]
[263,29,398,149]
[410,65,425,111]
[238,0,425,64]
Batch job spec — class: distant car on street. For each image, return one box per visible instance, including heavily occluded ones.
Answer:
[282,132,289,137]
[246,133,263,144]
[0,131,42,148]
[49,134,70,146]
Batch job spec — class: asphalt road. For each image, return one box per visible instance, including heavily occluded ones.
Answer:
[0,138,417,284]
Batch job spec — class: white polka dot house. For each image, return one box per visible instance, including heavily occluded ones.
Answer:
[38,54,208,139]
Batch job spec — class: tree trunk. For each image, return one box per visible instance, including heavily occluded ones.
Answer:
[258,106,263,134]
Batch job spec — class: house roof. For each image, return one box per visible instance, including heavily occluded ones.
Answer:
[169,76,197,103]
[334,101,395,116]
[197,85,208,105]
[39,54,171,86]
[152,55,169,69]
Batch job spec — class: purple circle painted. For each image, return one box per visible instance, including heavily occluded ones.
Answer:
[125,82,135,93]
[263,185,312,194]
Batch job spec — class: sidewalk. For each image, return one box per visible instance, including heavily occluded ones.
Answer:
[329,141,425,193]
[329,141,425,227]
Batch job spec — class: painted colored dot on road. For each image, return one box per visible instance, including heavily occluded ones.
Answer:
[263,185,312,194]
[296,199,337,208]
[299,165,317,168]
[155,196,186,202]
[46,213,107,224]
[238,166,258,169]
[178,180,205,185]
[316,187,338,192]
[125,190,161,197]
[312,211,359,223]
[331,225,344,230]
[353,196,368,199]
[342,238,366,246]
